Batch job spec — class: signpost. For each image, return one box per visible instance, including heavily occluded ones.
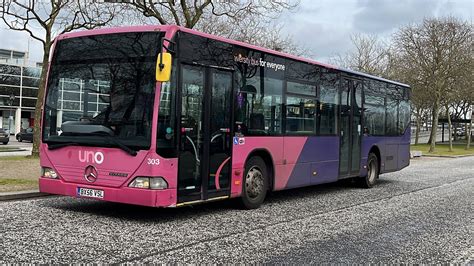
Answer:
[8,94,15,135]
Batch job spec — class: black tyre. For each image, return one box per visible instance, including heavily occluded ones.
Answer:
[359,152,379,188]
[238,156,268,209]
[2,142,7,145]
[18,136,22,142]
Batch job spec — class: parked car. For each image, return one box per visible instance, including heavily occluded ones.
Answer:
[452,128,465,137]
[0,128,9,145]
[16,127,34,142]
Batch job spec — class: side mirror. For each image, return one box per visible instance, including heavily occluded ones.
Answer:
[156,52,172,82]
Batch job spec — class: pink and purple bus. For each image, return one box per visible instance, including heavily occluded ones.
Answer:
[39,25,410,209]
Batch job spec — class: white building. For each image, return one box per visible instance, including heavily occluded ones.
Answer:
[0,48,41,134]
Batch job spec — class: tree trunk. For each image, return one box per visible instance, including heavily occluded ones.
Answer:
[446,106,453,152]
[415,111,421,145]
[453,123,458,141]
[428,100,440,153]
[31,45,51,157]
[427,108,434,145]
[467,106,473,150]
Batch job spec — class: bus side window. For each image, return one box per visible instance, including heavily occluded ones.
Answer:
[238,75,283,136]
[319,70,338,135]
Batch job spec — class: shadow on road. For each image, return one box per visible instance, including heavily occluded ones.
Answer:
[42,177,395,222]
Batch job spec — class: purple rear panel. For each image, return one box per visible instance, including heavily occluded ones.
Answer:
[360,127,411,176]
[286,136,339,188]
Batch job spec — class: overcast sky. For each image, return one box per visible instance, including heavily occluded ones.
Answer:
[0,0,472,65]
[281,0,472,62]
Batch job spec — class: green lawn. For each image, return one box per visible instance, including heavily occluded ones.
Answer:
[0,146,18,152]
[0,155,36,161]
[0,157,40,192]
[0,178,38,192]
[0,178,37,186]
[411,143,474,156]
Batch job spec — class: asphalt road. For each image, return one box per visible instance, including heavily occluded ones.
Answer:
[1,157,473,264]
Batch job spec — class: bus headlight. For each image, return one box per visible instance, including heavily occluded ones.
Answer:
[129,177,168,190]
[150,177,168,190]
[42,167,58,179]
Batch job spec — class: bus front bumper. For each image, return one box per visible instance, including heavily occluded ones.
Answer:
[39,178,177,207]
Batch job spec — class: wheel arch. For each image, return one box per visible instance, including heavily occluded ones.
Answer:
[245,148,275,191]
[368,145,381,174]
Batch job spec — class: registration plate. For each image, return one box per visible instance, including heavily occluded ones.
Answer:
[77,187,104,199]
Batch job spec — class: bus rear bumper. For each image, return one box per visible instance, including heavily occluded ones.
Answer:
[39,178,177,207]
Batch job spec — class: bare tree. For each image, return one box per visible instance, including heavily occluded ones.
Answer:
[463,64,474,150]
[206,19,310,56]
[394,17,472,153]
[332,33,393,78]
[0,0,120,156]
[127,0,298,28]
[389,49,434,145]
[467,104,473,150]
[124,0,304,54]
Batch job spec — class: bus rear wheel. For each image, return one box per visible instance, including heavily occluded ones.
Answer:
[359,152,379,188]
[238,156,268,209]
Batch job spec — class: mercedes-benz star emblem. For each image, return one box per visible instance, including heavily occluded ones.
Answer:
[84,165,98,183]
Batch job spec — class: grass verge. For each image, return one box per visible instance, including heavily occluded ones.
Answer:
[0,146,19,152]
[0,156,36,161]
[0,157,40,192]
[411,143,474,156]
[0,179,38,193]
[0,178,37,186]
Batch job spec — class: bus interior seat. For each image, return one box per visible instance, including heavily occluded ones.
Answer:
[248,113,266,135]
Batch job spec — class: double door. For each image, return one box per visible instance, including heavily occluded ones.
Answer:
[177,64,233,203]
[339,78,362,177]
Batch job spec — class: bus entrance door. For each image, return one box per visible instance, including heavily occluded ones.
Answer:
[339,78,362,178]
[177,64,233,204]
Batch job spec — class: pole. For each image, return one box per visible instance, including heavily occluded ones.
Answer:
[8,94,15,135]
[442,123,445,143]
[8,104,12,135]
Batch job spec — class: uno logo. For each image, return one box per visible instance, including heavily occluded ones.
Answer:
[79,151,104,164]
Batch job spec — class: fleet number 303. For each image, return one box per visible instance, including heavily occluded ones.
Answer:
[147,158,161,165]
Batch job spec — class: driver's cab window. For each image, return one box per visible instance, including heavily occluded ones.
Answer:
[157,62,177,158]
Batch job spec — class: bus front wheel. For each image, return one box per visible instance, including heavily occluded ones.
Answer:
[239,156,268,209]
[359,152,379,188]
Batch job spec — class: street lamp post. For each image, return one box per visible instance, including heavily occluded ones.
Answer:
[8,94,15,135]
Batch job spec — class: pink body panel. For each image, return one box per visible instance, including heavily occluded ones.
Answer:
[39,26,181,207]
[39,25,338,207]
[40,143,178,207]
[39,178,175,207]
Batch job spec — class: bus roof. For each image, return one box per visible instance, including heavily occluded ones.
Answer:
[59,25,410,88]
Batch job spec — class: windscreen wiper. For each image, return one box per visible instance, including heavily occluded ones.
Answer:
[48,142,80,150]
[104,136,137,157]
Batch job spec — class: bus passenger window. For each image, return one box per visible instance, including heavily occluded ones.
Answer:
[237,75,283,136]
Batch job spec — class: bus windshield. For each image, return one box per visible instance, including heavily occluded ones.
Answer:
[42,32,163,151]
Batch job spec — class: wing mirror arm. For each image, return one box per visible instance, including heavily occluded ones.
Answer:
[159,38,175,71]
